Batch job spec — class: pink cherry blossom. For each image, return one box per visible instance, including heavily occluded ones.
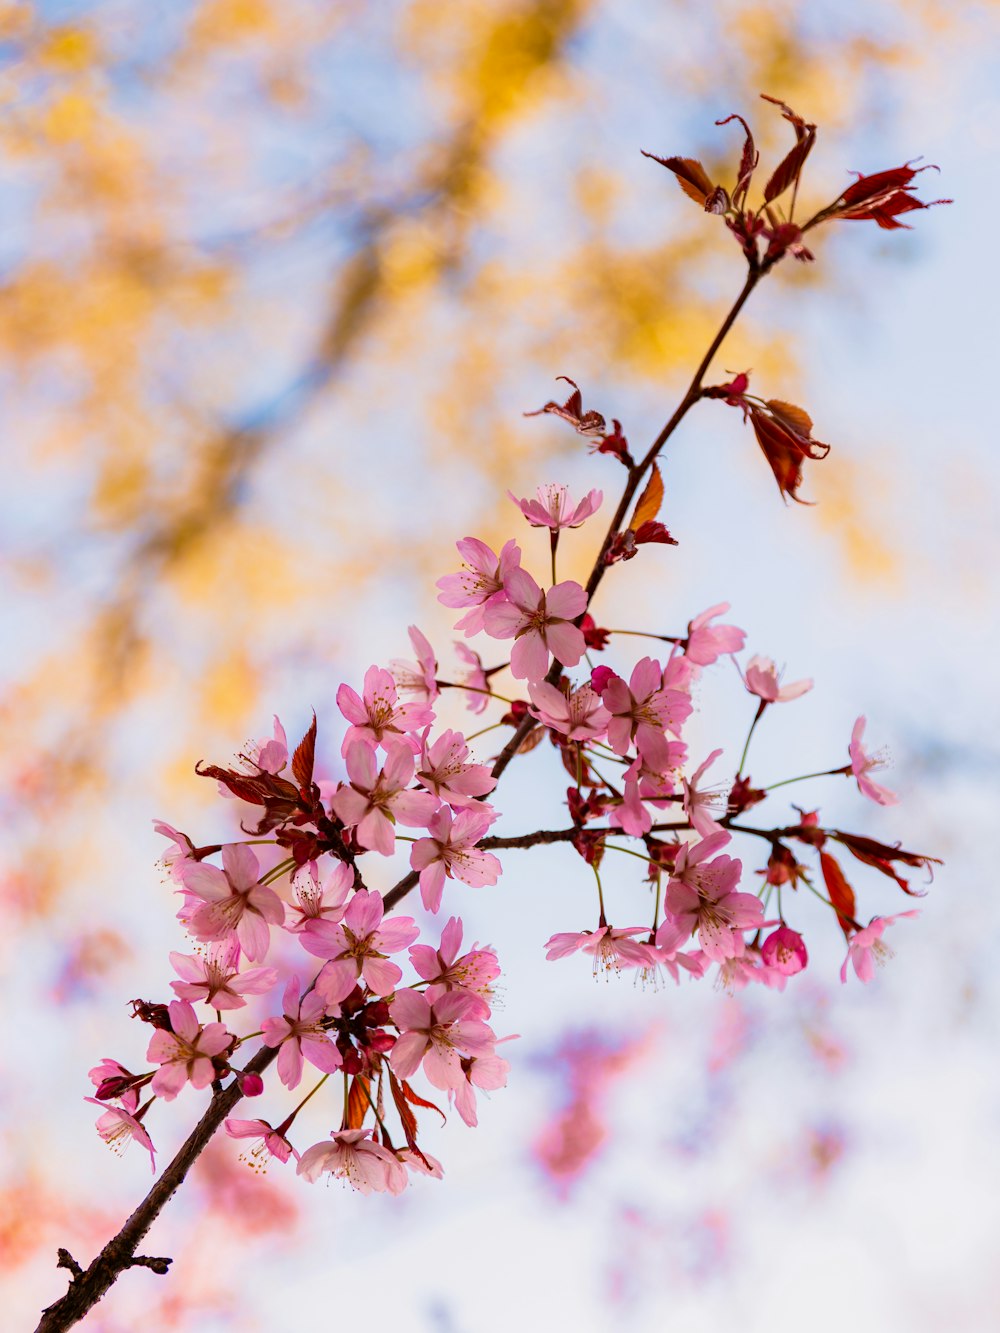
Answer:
[178,843,285,962]
[436,537,522,636]
[224,1117,298,1167]
[390,625,440,704]
[389,987,496,1090]
[454,641,490,714]
[652,918,708,985]
[153,820,196,883]
[849,716,899,806]
[286,861,352,939]
[408,917,501,1010]
[742,654,813,703]
[261,977,343,1089]
[297,1128,400,1193]
[301,888,419,1002]
[337,666,433,755]
[682,748,728,839]
[85,1099,156,1173]
[247,716,288,774]
[483,568,587,682]
[507,483,603,531]
[528,681,610,741]
[840,910,919,983]
[416,729,497,805]
[684,603,746,666]
[169,939,278,1011]
[544,925,657,975]
[602,657,692,764]
[664,833,763,961]
[761,926,808,976]
[331,741,440,856]
[146,1000,232,1101]
[453,1049,512,1127]
[410,805,501,913]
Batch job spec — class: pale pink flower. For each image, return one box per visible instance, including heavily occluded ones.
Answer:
[528,680,610,741]
[248,716,288,773]
[608,758,652,837]
[153,820,196,883]
[840,910,919,983]
[390,987,496,1090]
[85,1099,156,1173]
[652,918,708,984]
[146,1000,232,1101]
[761,926,808,976]
[169,939,278,1011]
[286,861,352,939]
[224,1116,298,1167]
[483,569,587,682]
[453,1049,512,1127]
[337,666,433,755]
[408,916,501,1010]
[682,748,728,839]
[849,716,899,806]
[261,977,343,1089]
[297,1128,400,1193]
[436,537,522,636]
[602,657,692,764]
[410,805,501,913]
[508,483,603,531]
[178,843,285,962]
[684,603,746,666]
[302,888,419,1002]
[416,729,497,805]
[664,832,763,961]
[454,641,490,714]
[544,925,657,975]
[742,654,813,703]
[390,625,439,704]
[331,741,440,856]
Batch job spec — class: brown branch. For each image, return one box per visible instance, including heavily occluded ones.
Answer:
[35,1044,278,1333]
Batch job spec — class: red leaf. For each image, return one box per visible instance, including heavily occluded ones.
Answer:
[820,852,858,940]
[760,93,816,141]
[763,130,816,203]
[346,1074,371,1130]
[641,151,715,207]
[525,376,606,436]
[716,112,759,206]
[630,464,663,529]
[292,712,317,791]
[401,1078,447,1125]
[633,519,677,546]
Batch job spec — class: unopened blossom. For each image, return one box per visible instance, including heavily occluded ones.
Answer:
[262,977,343,1089]
[528,680,610,741]
[410,805,501,913]
[297,1128,400,1193]
[416,729,496,806]
[390,625,439,704]
[301,888,419,1002]
[483,568,587,682]
[841,910,919,983]
[337,666,433,755]
[178,843,285,962]
[146,1000,232,1101]
[508,483,603,531]
[664,832,763,961]
[742,654,813,703]
[169,939,278,1011]
[761,925,808,976]
[682,748,729,839]
[544,925,657,975]
[849,716,899,806]
[224,1117,297,1168]
[602,657,693,764]
[454,641,490,714]
[390,987,496,1090]
[436,537,522,636]
[684,603,746,666]
[331,741,440,856]
[88,1058,140,1108]
[285,861,352,939]
[408,917,501,1010]
[85,1098,156,1173]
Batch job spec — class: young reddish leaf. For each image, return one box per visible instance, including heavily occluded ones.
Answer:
[830,163,951,231]
[640,151,715,207]
[401,1078,447,1125]
[632,519,677,547]
[388,1070,420,1149]
[833,832,940,896]
[760,93,815,141]
[716,112,759,206]
[820,852,858,940]
[749,409,810,504]
[194,763,299,808]
[630,464,664,530]
[766,400,814,438]
[345,1074,371,1130]
[525,376,607,436]
[763,130,816,204]
[292,712,317,791]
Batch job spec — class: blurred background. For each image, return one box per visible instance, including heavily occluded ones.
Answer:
[2,1,997,1329]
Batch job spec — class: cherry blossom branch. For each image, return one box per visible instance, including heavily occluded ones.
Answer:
[34,1045,278,1333]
